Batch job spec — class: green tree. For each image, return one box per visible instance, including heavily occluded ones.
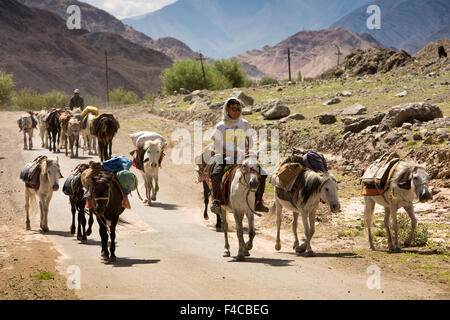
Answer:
[160,59,207,94]
[213,58,249,88]
[0,70,15,106]
[297,70,302,82]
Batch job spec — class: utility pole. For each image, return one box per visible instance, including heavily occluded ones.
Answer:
[197,52,208,90]
[105,50,111,105]
[287,48,292,82]
[334,44,342,66]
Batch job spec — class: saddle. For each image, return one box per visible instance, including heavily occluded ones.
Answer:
[219,165,239,205]
[361,152,400,196]
[275,171,306,207]
[63,163,89,197]
[20,155,47,190]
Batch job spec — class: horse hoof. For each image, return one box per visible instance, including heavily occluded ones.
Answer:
[86,230,92,236]
[296,243,307,253]
[108,257,116,263]
[306,251,315,257]
[151,196,156,201]
[236,255,245,261]
[275,242,281,251]
[26,224,31,231]
[245,243,253,251]
[203,215,209,221]
[223,251,230,257]
[70,226,75,235]
[244,251,250,257]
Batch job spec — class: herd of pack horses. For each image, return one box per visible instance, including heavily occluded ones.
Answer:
[16,108,433,263]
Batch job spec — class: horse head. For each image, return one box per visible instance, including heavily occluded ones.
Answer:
[68,118,80,135]
[395,162,432,202]
[240,156,260,191]
[43,157,63,191]
[89,171,114,216]
[319,173,340,213]
[143,140,163,169]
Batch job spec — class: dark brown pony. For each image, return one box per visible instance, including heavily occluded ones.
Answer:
[93,114,119,162]
[46,109,61,153]
[64,163,94,243]
[88,169,125,262]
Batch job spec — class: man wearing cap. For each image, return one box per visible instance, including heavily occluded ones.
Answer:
[69,89,85,111]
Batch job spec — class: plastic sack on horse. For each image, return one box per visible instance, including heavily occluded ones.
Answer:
[102,156,132,173]
[116,170,137,195]
[302,152,328,172]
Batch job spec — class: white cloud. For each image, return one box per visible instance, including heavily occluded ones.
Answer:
[79,0,178,19]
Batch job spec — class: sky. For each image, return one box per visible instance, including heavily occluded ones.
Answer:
[79,0,178,19]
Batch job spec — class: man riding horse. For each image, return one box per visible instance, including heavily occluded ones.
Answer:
[209,97,269,214]
[69,89,85,111]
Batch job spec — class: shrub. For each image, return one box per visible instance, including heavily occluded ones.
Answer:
[109,87,139,105]
[297,71,302,82]
[42,90,69,108]
[379,212,429,247]
[259,77,279,86]
[0,70,15,106]
[12,88,45,110]
[161,59,208,94]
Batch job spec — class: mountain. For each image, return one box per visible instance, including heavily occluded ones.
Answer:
[123,0,373,58]
[17,0,197,61]
[331,0,450,54]
[0,0,173,97]
[236,26,384,80]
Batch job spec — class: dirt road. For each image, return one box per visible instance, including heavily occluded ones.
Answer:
[0,111,447,300]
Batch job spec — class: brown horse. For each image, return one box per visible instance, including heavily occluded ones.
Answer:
[85,168,125,262]
[46,109,62,153]
[93,114,120,162]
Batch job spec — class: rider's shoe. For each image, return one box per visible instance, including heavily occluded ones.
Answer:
[210,199,222,214]
[255,201,269,212]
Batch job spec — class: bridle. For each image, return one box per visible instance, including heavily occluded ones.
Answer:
[238,165,260,191]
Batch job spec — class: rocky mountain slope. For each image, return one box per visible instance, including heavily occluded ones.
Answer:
[237,27,384,80]
[123,0,373,58]
[331,0,450,54]
[17,0,197,61]
[0,0,172,97]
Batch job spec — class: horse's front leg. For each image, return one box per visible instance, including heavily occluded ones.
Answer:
[108,217,118,262]
[245,211,255,254]
[383,207,394,252]
[23,132,27,150]
[391,207,401,252]
[301,210,312,256]
[233,210,246,261]
[202,181,210,221]
[275,199,282,251]
[151,174,159,201]
[25,189,31,230]
[403,205,417,247]
[109,141,112,160]
[41,194,52,232]
[75,136,79,158]
[221,209,230,257]
[364,196,376,250]
[97,216,109,260]
[28,132,33,150]
[86,209,94,236]
[70,202,76,235]
[78,205,87,242]
[292,210,304,253]
[307,210,317,256]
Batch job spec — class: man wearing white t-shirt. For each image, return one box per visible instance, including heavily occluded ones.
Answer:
[209,97,268,214]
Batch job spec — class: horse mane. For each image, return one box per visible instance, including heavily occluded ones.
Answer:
[300,170,324,205]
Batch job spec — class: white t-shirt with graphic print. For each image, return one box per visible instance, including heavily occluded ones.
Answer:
[211,118,254,157]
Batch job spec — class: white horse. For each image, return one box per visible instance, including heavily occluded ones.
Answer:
[272,169,340,256]
[81,113,97,155]
[17,114,36,150]
[67,118,80,158]
[37,110,48,148]
[219,157,260,261]
[364,161,432,252]
[24,157,63,232]
[142,139,164,205]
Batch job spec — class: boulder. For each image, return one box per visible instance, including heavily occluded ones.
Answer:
[379,103,443,129]
[287,113,305,120]
[315,113,336,124]
[209,102,224,110]
[179,88,190,95]
[395,90,408,97]
[233,91,254,107]
[242,107,253,115]
[343,113,385,133]
[341,116,365,125]
[341,104,367,116]
[183,94,193,102]
[323,98,341,106]
[261,100,291,120]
